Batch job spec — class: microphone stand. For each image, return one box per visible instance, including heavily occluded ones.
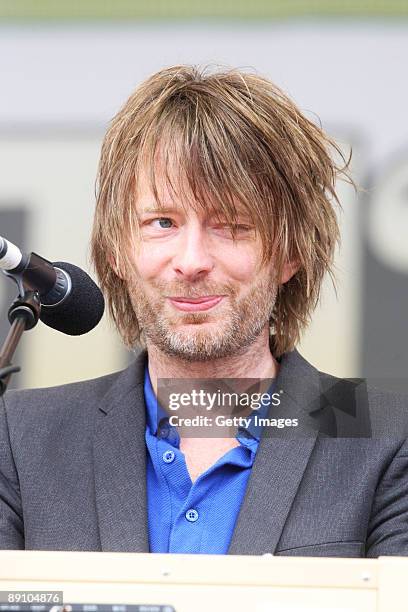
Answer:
[0,290,41,396]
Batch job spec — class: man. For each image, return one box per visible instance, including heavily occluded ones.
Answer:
[1,65,408,556]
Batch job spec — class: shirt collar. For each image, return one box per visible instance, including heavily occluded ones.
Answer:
[144,362,277,443]
[144,363,169,436]
[236,379,277,442]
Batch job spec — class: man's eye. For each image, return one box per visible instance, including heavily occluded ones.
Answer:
[149,217,174,229]
[234,225,253,232]
[215,224,253,233]
[144,218,253,234]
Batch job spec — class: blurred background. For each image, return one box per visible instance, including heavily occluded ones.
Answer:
[0,0,407,391]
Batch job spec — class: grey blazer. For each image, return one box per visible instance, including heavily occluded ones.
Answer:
[1,348,408,557]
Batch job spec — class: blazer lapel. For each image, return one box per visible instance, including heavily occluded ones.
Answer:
[228,349,322,555]
[93,350,150,552]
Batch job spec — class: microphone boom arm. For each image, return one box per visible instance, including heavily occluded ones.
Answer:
[0,290,41,396]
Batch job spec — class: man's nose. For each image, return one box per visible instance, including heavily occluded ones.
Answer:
[172,225,214,280]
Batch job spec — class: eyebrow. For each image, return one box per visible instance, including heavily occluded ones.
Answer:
[138,206,180,215]
[138,204,254,222]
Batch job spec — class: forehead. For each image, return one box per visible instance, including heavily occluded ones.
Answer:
[134,158,251,220]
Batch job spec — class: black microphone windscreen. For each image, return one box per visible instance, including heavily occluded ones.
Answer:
[39,262,105,335]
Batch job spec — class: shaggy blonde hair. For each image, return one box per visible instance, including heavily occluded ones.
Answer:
[91,65,352,357]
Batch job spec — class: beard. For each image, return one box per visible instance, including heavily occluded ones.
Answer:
[128,273,277,362]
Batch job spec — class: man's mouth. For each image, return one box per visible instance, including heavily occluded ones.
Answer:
[168,295,224,312]
[170,295,223,303]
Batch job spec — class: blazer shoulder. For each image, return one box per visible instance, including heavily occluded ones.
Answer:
[1,365,135,427]
[318,368,408,410]
[317,368,408,438]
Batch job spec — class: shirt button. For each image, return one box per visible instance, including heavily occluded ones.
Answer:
[162,450,175,464]
[185,508,199,522]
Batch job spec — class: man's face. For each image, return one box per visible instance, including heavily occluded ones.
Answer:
[125,168,287,361]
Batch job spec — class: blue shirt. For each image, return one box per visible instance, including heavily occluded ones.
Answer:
[144,364,275,554]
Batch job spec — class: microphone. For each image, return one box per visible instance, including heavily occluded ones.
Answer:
[0,236,105,335]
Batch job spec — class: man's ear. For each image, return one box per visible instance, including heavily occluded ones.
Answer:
[108,254,127,281]
[280,259,300,284]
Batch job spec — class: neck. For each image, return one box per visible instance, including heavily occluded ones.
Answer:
[146,327,280,395]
